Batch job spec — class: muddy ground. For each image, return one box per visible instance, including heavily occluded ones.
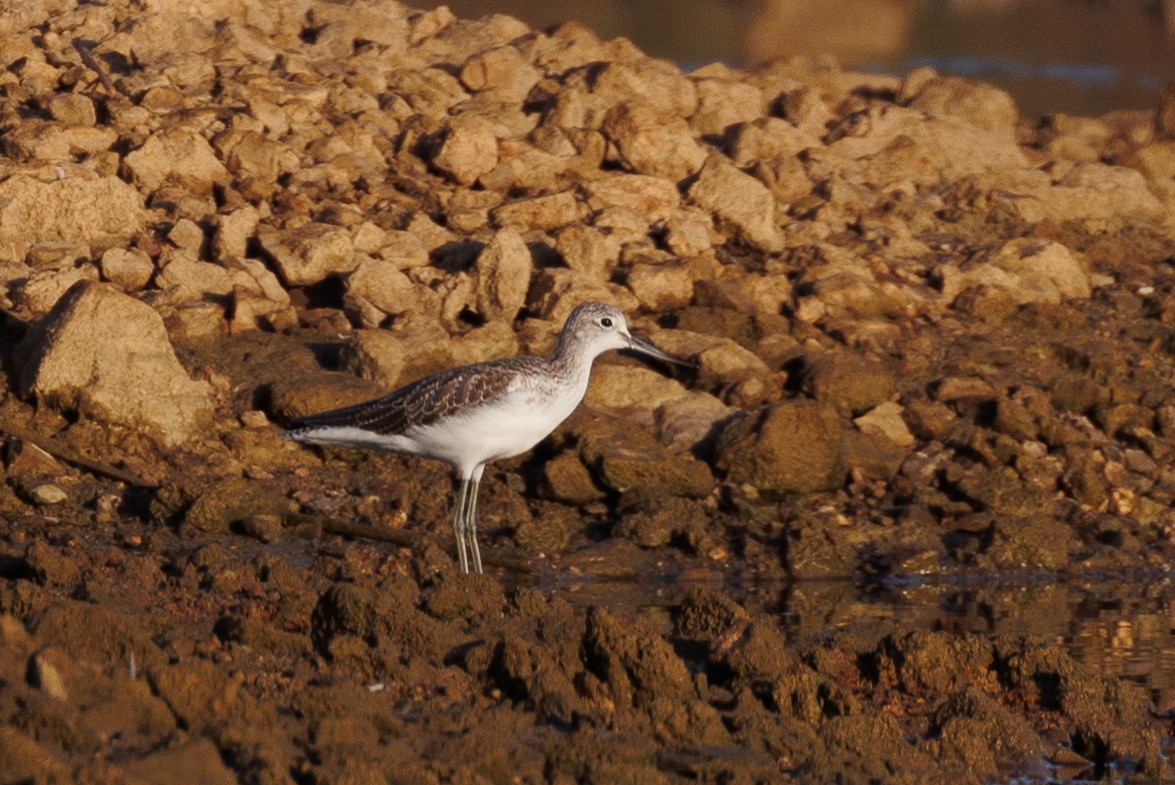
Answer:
[2,0,1175,783]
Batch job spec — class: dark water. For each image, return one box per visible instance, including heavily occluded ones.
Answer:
[422,0,1175,119]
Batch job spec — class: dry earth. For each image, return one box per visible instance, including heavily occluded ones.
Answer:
[1,1,1174,783]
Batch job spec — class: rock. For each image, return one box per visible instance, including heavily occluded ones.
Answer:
[716,401,846,494]
[17,281,214,447]
[625,261,695,311]
[341,315,454,390]
[30,484,67,505]
[654,393,737,453]
[492,190,587,231]
[941,239,1090,306]
[687,156,783,253]
[344,256,439,326]
[690,76,766,137]
[120,739,238,785]
[474,227,532,320]
[582,172,682,222]
[577,419,714,501]
[542,449,606,505]
[12,265,100,316]
[459,45,542,101]
[123,128,231,194]
[0,174,147,262]
[555,225,620,280]
[431,115,500,185]
[854,402,915,448]
[900,72,1019,140]
[601,101,708,182]
[801,354,896,415]
[100,247,155,291]
[258,223,357,287]
[155,252,234,303]
[214,205,261,260]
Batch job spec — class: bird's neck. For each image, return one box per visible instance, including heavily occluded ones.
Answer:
[549,333,596,379]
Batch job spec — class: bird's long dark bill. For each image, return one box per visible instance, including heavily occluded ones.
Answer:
[626,335,693,367]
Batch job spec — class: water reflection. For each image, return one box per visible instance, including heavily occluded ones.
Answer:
[541,567,1175,710]
[421,0,1175,116]
[782,576,1175,711]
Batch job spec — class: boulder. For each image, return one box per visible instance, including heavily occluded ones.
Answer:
[258,223,357,287]
[687,156,783,253]
[716,401,846,494]
[17,282,214,447]
[123,128,230,194]
[474,228,532,320]
[0,174,148,262]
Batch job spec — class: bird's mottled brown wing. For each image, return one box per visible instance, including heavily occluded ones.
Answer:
[284,356,544,437]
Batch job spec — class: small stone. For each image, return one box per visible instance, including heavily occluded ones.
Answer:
[100,247,154,291]
[30,484,67,505]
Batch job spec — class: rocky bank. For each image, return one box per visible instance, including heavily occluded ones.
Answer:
[0,0,1174,782]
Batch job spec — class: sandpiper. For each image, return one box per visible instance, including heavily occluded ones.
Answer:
[280,301,687,574]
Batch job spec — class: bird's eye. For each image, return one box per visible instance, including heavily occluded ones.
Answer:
[600,317,613,328]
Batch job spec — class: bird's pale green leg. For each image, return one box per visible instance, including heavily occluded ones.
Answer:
[452,478,470,573]
[464,477,483,574]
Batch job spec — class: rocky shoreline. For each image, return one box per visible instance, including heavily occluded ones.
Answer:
[1,0,1174,782]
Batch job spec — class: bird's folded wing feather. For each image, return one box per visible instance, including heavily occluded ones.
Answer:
[285,357,538,436]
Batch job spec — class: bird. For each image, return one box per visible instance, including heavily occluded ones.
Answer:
[279,301,689,574]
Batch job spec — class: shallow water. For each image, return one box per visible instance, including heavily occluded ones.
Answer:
[421,0,1175,118]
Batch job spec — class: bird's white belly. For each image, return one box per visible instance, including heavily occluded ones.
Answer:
[403,386,583,473]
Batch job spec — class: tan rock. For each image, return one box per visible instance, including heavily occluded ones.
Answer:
[0,174,147,262]
[258,223,356,287]
[475,228,532,320]
[492,190,587,232]
[690,77,766,137]
[341,315,455,389]
[123,128,230,194]
[450,320,519,367]
[376,230,430,270]
[802,354,895,415]
[625,262,695,311]
[992,239,1091,301]
[582,172,681,222]
[344,257,440,324]
[601,102,707,182]
[661,211,716,257]
[12,265,99,316]
[156,252,233,303]
[432,115,500,185]
[687,156,783,253]
[942,239,1090,306]
[1121,141,1175,181]
[900,73,1019,140]
[168,219,205,252]
[556,225,619,280]
[1156,80,1175,139]
[854,401,915,448]
[4,121,118,161]
[100,248,154,291]
[729,117,812,169]
[459,45,541,101]
[214,205,261,260]
[526,268,634,324]
[47,94,97,126]
[586,364,693,412]
[17,282,214,447]
[694,271,792,317]
[219,129,299,181]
